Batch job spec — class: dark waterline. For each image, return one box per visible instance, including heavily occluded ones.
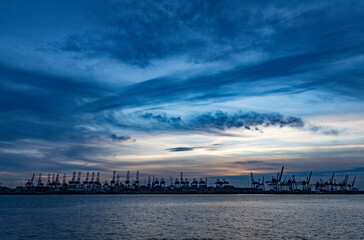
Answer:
[1,194,363,240]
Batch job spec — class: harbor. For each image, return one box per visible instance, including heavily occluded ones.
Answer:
[0,167,360,194]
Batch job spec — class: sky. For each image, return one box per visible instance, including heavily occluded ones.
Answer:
[1,0,364,188]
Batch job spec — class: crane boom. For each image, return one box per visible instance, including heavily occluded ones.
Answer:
[279,166,284,182]
[352,176,356,187]
[308,171,312,184]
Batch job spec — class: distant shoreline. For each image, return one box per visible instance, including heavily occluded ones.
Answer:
[1,191,363,195]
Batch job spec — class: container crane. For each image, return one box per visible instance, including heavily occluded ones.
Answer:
[348,177,357,191]
[135,171,140,188]
[215,179,223,188]
[61,174,68,189]
[330,173,335,191]
[55,174,61,189]
[265,166,284,191]
[51,174,55,188]
[69,172,76,186]
[298,171,312,191]
[37,174,43,188]
[95,172,101,188]
[25,174,35,189]
[147,175,151,188]
[83,172,89,188]
[180,172,185,187]
[191,178,198,188]
[76,172,81,186]
[199,178,207,189]
[160,178,165,188]
[155,177,160,187]
[116,175,120,187]
[174,178,180,188]
[89,172,95,185]
[170,177,174,187]
[250,172,264,190]
[184,178,190,188]
[46,174,51,187]
[125,171,130,188]
[110,171,116,187]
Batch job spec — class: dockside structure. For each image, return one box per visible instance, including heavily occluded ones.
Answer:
[0,167,360,194]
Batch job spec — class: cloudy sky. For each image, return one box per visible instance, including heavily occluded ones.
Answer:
[1,1,364,187]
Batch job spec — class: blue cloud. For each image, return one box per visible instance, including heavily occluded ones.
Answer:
[110,134,134,142]
[166,144,221,152]
[53,1,364,68]
[166,147,195,152]
[85,45,364,112]
[104,110,304,133]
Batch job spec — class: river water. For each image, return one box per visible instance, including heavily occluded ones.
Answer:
[0,194,363,239]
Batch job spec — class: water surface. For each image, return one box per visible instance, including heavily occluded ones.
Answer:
[0,194,363,239]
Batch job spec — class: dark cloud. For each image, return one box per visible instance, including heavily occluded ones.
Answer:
[166,144,221,152]
[0,63,114,144]
[190,111,304,130]
[110,134,134,142]
[317,167,364,174]
[108,110,304,133]
[56,1,258,67]
[231,160,285,172]
[167,147,195,152]
[86,45,364,113]
[0,64,107,115]
[142,113,182,126]
[0,144,110,174]
[309,126,343,135]
[55,0,363,113]
[234,161,263,165]
[55,1,364,68]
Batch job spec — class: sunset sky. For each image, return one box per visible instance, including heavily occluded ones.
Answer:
[1,1,364,187]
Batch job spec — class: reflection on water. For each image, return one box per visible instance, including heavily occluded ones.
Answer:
[0,195,363,239]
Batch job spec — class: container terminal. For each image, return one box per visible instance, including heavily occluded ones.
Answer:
[0,166,360,194]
